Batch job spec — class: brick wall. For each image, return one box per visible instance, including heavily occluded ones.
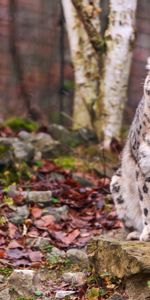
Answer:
[0,0,73,124]
[127,0,150,122]
[0,0,149,125]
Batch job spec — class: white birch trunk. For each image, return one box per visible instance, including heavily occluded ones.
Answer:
[96,0,137,147]
[62,0,100,129]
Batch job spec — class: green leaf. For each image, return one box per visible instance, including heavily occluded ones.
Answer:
[34,290,43,297]
[147,280,150,287]
[34,161,43,167]
[51,197,59,204]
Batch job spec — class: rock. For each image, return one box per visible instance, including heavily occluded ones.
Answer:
[27,132,60,158]
[87,236,150,300]
[126,273,150,300]
[46,247,66,264]
[9,205,30,225]
[66,249,89,268]
[75,128,97,143]
[0,137,34,165]
[62,272,86,286]
[43,205,69,222]
[0,274,4,283]
[108,294,125,300]
[8,269,40,297]
[55,290,75,299]
[72,174,93,187]
[27,237,51,250]
[87,236,150,278]
[50,172,65,182]
[0,288,10,300]
[0,139,13,167]
[18,130,31,140]
[12,140,34,162]
[48,124,72,145]
[49,247,66,258]
[22,191,52,206]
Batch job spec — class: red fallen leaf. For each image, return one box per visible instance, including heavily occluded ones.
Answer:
[0,230,6,236]
[0,237,5,246]
[39,160,60,173]
[8,223,18,239]
[27,228,40,237]
[0,249,6,258]
[31,207,42,219]
[6,249,28,260]
[13,259,31,267]
[50,229,80,246]
[64,229,80,244]
[28,250,43,262]
[41,215,56,226]
[8,240,23,249]
[34,215,56,228]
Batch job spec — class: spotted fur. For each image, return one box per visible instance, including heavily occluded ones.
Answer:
[110,72,150,241]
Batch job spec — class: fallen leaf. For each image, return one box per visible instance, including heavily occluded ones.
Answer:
[8,223,18,239]
[28,250,43,262]
[31,207,42,219]
[6,249,28,260]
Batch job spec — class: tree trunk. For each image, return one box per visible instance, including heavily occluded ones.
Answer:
[96,0,137,146]
[62,0,100,129]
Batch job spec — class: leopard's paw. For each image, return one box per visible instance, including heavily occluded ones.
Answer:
[126,231,140,240]
[140,226,150,241]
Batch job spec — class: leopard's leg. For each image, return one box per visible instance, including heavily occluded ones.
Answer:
[110,168,133,229]
[137,141,150,241]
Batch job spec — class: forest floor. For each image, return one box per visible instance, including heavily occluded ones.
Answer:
[0,120,127,300]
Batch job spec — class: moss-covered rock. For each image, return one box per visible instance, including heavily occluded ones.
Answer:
[87,236,150,300]
[5,118,38,132]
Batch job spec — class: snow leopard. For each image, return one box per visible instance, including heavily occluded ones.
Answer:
[110,66,150,241]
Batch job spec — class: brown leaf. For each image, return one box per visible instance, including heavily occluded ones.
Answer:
[8,223,18,239]
[8,240,23,249]
[0,249,6,258]
[6,249,28,260]
[34,215,56,228]
[28,250,43,262]
[31,207,42,219]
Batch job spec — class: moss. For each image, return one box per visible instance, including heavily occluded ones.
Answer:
[54,156,77,170]
[0,144,11,158]
[0,267,12,277]
[0,161,31,187]
[5,117,38,132]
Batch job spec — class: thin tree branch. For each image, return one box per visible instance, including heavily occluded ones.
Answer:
[71,0,106,53]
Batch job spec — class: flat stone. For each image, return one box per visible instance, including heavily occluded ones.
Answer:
[66,249,89,268]
[62,272,86,286]
[8,269,40,297]
[12,140,34,162]
[0,288,10,300]
[43,205,69,222]
[50,247,66,258]
[27,132,60,158]
[48,124,72,145]
[108,294,125,300]
[0,274,4,283]
[9,205,30,224]
[22,191,52,206]
[55,290,75,299]
[87,236,150,278]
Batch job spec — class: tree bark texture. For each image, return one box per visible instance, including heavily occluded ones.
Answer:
[62,0,100,129]
[96,0,137,145]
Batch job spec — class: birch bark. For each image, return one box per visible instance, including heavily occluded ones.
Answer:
[62,0,100,129]
[96,0,137,146]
